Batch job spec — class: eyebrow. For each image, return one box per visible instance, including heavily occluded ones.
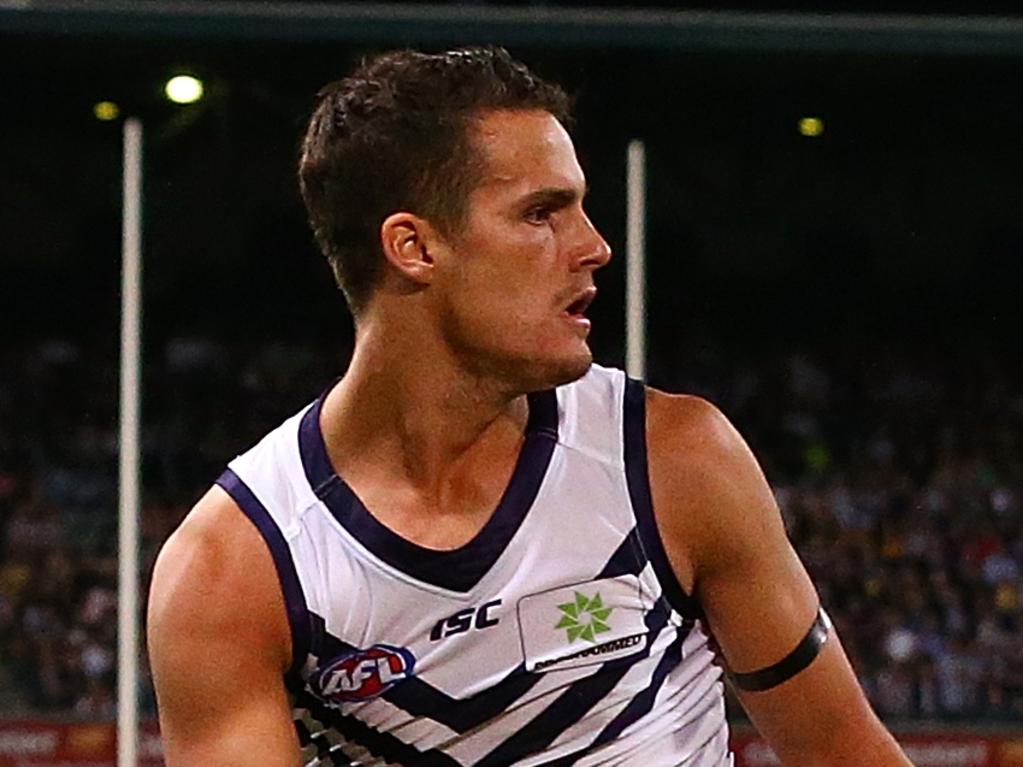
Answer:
[518,184,588,211]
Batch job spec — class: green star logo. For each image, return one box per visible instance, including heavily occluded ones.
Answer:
[555,591,614,644]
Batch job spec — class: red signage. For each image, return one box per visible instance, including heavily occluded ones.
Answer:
[0,721,162,767]
[0,720,1021,765]
[732,731,1023,767]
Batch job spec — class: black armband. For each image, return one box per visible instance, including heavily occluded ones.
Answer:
[730,607,832,692]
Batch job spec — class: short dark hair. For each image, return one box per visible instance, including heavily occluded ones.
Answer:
[298,46,571,315]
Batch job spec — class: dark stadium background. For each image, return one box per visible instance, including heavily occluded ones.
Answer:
[1,1,1022,763]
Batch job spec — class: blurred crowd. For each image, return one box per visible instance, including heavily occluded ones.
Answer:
[0,337,338,717]
[666,341,1023,722]
[0,336,1020,722]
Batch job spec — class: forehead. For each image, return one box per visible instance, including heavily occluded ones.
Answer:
[469,110,585,197]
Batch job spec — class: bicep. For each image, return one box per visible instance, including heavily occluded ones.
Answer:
[648,392,908,765]
[736,632,902,766]
[149,603,300,765]
[692,499,883,761]
[691,467,819,675]
[148,489,300,766]
[697,504,907,765]
[648,392,819,671]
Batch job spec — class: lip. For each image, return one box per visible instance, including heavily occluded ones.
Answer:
[562,286,597,318]
[560,287,596,333]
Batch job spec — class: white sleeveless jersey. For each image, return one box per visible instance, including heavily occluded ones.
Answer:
[218,365,732,767]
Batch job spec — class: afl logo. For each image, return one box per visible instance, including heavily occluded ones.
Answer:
[312,645,416,703]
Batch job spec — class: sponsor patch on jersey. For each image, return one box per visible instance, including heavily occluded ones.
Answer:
[311,644,416,703]
[517,575,650,672]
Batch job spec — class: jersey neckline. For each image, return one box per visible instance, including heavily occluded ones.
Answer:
[297,386,560,593]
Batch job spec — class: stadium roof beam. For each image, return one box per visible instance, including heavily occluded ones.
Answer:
[4,1,1023,56]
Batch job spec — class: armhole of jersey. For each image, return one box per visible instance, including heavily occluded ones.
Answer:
[216,468,311,689]
[622,377,704,621]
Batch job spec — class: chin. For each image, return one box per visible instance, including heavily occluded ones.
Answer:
[520,346,593,392]
[551,350,593,387]
[457,326,594,394]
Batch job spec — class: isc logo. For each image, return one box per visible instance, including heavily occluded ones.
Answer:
[430,599,501,641]
[313,645,415,703]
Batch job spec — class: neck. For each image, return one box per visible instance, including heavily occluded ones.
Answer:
[321,316,529,498]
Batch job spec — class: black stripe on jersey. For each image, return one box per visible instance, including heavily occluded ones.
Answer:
[298,690,461,767]
[296,716,352,767]
[216,468,311,688]
[472,607,672,767]
[296,606,679,766]
[537,622,690,767]
[309,613,544,734]
[320,749,355,767]
[298,388,559,594]
[549,619,692,766]
[323,745,359,767]
[596,527,646,579]
[622,378,704,620]
[302,722,358,767]
[301,520,655,737]
[295,717,312,746]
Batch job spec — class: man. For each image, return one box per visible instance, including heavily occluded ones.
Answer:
[148,47,912,766]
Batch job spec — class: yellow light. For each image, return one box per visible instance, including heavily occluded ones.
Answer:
[798,117,825,138]
[93,101,120,121]
[165,75,204,105]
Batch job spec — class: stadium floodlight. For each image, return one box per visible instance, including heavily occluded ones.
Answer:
[798,117,825,137]
[94,101,120,121]
[164,74,204,104]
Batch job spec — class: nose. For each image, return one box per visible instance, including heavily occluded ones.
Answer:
[572,212,613,272]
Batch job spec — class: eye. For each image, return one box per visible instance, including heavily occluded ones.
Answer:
[524,206,553,225]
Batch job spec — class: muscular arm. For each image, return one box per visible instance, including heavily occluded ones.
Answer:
[646,390,911,767]
[147,486,301,766]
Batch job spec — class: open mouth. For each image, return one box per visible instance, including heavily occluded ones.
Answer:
[563,287,597,318]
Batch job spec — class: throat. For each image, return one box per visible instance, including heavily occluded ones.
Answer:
[328,405,529,552]
[353,437,525,551]
[316,360,538,550]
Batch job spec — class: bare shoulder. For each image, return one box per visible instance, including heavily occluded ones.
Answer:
[148,485,291,677]
[643,390,910,766]
[148,486,298,764]
[645,387,752,469]
[644,387,780,587]
[645,387,771,514]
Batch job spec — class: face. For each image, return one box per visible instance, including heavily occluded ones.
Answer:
[432,109,612,393]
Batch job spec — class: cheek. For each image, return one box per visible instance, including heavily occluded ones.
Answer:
[458,234,556,310]
[445,274,552,359]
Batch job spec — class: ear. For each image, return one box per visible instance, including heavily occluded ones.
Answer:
[380,212,444,287]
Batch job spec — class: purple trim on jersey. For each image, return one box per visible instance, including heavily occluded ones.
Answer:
[308,612,544,734]
[622,377,704,620]
[298,689,461,767]
[215,468,310,688]
[537,623,690,767]
[596,527,645,579]
[296,607,677,764]
[297,387,559,593]
[473,605,676,767]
